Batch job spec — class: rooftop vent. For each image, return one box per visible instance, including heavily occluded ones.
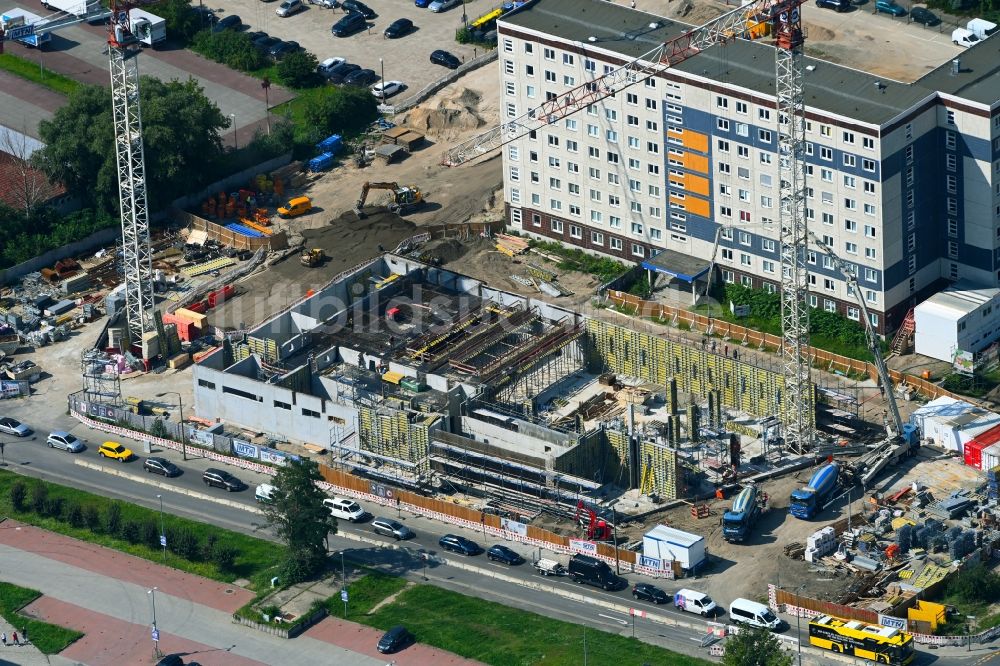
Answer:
[951,58,961,75]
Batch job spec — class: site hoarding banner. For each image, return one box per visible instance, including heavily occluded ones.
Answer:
[501,517,527,536]
[233,440,259,460]
[369,482,395,500]
[640,555,664,569]
[569,539,597,555]
[259,446,298,466]
[878,614,907,631]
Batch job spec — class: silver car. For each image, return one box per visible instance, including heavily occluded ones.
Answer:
[371,517,414,540]
[47,431,85,453]
[428,0,460,11]
[0,417,31,437]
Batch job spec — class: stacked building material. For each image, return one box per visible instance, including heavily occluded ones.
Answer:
[496,234,529,256]
[805,526,836,562]
[988,465,999,499]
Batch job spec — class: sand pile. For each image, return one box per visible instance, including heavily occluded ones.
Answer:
[401,88,486,139]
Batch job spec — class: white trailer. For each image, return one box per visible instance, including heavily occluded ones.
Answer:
[128,8,166,47]
[40,0,101,16]
[1,8,51,47]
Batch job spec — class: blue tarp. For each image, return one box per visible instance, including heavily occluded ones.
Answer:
[226,223,263,238]
[316,134,342,155]
[308,152,336,172]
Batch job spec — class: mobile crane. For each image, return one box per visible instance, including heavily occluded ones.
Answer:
[809,234,919,488]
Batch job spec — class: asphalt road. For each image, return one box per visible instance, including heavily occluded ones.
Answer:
[0,401,997,665]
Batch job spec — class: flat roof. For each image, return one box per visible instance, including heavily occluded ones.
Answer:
[915,283,1000,319]
[642,248,710,282]
[917,35,1000,107]
[500,0,957,125]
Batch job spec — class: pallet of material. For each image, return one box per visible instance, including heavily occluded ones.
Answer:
[496,234,529,256]
[167,352,191,369]
[382,126,410,142]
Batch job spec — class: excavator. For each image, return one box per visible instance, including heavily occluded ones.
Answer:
[354,181,425,218]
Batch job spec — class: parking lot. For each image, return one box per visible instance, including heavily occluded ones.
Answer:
[215,0,494,98]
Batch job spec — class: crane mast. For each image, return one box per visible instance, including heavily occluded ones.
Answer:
[448,0,814,452]
[108,2,154,347]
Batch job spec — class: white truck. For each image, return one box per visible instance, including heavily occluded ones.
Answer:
[128,8,166,47]
[952,27,980,48]
[967,18,998,40]
[1,8,51,48]
[40,0,101,16]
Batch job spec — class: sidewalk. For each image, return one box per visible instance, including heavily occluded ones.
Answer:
[0,611,74,666]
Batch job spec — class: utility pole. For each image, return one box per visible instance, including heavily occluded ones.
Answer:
[611,503,620,575]
[148,587,161,659]
[157,494,166,561]
[156,391,187,460]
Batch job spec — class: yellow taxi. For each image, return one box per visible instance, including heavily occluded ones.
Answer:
[98,441,134,462]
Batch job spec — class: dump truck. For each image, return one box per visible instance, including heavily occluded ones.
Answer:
[354,181,424,218]
[300,248,324,267]
[789,463,839,519]
[722,484,764,542]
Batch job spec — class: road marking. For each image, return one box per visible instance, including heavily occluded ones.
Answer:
[598,613,628,626]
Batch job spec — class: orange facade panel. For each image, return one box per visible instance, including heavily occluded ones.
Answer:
[685,197,711,218]
[683,153,709,174]
[685,174,710,196]
[681,131,709,154]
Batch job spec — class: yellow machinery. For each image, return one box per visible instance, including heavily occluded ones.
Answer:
[300,248,325,267]
[355,182,425,218]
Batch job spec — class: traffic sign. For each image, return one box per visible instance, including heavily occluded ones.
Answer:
[151,628,159,642]
[340,589,348,603]
[159,535,167,547]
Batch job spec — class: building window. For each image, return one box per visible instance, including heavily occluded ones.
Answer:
[610,237,623,250]
[865,247,877,260]
[543,47,555,60]
[862,158,875,172]
[820,147,833,161]
[717,118,730,131]
[863,137,874,150]
[846,241,858,254]
[758,129,772,143]
[716,95,728,109]
[631,243,645,257]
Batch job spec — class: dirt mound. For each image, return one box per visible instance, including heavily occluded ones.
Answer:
[297,210,417,264]
[804,24,835,41]
[400,87,487,139]
[424,238,468,263]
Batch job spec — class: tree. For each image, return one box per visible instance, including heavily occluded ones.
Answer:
[9,481,27,512]
[721,626,793,666]
[301,86,379,138]
[277,51,320,89]
[0,124,51,216]
[258,458,337,584]
[149,0,202,43]
[191,30,265,72]
[34,78,227,214]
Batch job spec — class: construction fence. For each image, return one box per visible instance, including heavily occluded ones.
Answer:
[172,210,289,252]
[604,290,971,405]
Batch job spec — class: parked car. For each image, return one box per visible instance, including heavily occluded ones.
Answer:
[202,468,245,491]
[377,625,412,653]
[384,18,413,38]
[371,517,414,540]
[632,583,669,604]
[674,588,719,617]
[317,57,347,77]
[46,431,84,453]
[343,68,379,86]
[438,534,481,555]
[414,0,433,7]
[246,30,268,42]
[253,35,281,52]
[98,441,134,462]
[212,14,242,32]
[428,0,460,11]
[371,80,405,99]
[341,0,376,17]
[276,0,304,16]
[815,0,850,10]
[0,417,31,437]
[874,0,906,15]
[331,12,366,36]
[430,49,460,69]
[143,457,181,477]
[255,483,277,504]
[269,40,301,59]
[486,544,524,565]
[729,598,783,631]
[323,497,367,522]
[909,6,939,24]
[952,27,980,47]
[327,62,361,83]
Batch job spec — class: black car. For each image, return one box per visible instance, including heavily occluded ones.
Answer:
[212,14,242,32]
[438,534,482,555]
[343,68,379,86]
[332,12,367,36]
[326,62,361,83]
[202,468,245,491]
[910,6,939,24]
[377,625,412,654]
[143,457,181,477]
[246,30,267,43]
[816,0,850,10]
[632,583,669,604]
[384,18,413,38]
[269,40,301,59]
[486,544,524,565]
[342,0,376,17]
[430,49,460,69]
[253,35,280,52]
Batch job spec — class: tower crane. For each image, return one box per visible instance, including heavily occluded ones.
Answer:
[445,0,814,452]
[107,0,155,348]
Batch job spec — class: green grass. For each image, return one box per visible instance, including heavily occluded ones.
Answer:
[357,583,711,666]
[337,570,408,618]
[0,582,83,654]
[0,470,285,592]
[0,54,82,96]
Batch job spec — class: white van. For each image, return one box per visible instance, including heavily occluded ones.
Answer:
[323,497,367,522]
[729,598,782,631]
[673,588,718,617]
[952,28,980,48]
[255,483,276,504]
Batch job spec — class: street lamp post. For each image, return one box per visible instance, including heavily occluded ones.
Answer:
[379,58,385,87]
[156,392,187,461]
[794,584,806,666]
[261,77,271,136]
[157,494,166,561]
[148,587,161,659]
[611,502,620,575]
[229,113,237,150]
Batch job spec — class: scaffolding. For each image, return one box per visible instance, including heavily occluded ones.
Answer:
[80,349,122,406]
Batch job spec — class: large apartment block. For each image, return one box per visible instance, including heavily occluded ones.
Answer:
[497,0,1000,333]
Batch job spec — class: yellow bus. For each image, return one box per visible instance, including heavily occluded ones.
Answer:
[808,615,915,665]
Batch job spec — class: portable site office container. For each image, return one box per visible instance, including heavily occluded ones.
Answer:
[642,525,705,571]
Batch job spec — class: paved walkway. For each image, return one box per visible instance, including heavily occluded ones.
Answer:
[0,521,480,665]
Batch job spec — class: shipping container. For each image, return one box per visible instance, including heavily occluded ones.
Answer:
[981,443,1000,474]
[964,423,1000,469]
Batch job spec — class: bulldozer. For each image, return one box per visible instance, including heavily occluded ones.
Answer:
[300,248,325,267]
[354,181,425,218]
